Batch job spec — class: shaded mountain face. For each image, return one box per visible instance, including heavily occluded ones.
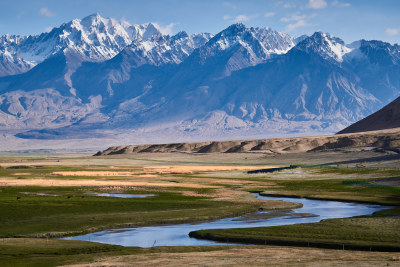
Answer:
[0,16,399,145]
[338,96,400,134]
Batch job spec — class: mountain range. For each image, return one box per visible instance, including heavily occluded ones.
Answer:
[0,13,399,150]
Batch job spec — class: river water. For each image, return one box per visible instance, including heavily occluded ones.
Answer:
[64,194,389,247]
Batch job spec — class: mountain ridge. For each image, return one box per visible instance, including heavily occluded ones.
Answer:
[0,14,399,148]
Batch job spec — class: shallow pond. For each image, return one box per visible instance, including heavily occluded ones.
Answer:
[64,194,390,247]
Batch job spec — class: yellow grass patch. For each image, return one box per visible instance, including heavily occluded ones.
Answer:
[50,166,279,176]
[51,171,135,176]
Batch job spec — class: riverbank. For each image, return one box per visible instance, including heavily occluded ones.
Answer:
[190,216,400,252]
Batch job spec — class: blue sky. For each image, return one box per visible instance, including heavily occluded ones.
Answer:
[0,0,399,44]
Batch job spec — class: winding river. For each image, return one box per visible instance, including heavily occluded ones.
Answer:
[64,194,390,247]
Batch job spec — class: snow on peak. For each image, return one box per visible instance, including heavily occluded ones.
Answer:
[207,24,293,55]
[295,31,352,62]
[193,24,294,73]
[120,30,213,67]
[0,13,166,74]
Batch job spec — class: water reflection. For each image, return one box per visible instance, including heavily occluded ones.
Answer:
[64,193,389,247]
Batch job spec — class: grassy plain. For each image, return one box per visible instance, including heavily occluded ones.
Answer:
[0,151,399,266]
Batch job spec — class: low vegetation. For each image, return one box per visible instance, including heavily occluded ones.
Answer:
[0,186,261,237]
[191,217,400,251]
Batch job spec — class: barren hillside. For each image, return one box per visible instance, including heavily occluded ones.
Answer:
[95,128,400,155]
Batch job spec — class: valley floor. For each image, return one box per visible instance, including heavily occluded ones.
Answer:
[0,150,399,266]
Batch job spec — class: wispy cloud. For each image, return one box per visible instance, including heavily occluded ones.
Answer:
[39,7,55,17]
[224,14,259,23]
[222,2,237,9]
[17,11,26,19]
[283,3,295,8]
[234,14,259,23]
[233,14,250,23]
[276,1,296,9]
[264,12,275,18]
[307,0,327,9]
[332,0,351,7]
[45,26,53,32]
[385,28,399,36]
[281,13,316,32]
[281,14,307,23]
[286,20,311,31]
[153,22,177,35]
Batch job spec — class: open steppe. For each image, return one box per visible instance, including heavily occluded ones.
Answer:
[0,147,399,266]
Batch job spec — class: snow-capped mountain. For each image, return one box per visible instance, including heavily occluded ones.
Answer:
[122,31,213,67]
[0,13,167,77]
[0,15,399,150]
[186,23,294,77]
[294,32,352,63]
[0,35,35,76]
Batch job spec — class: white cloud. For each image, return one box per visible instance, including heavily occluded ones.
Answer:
[280,14,307,22]
[233,14,250,23]
[45,27,53,32]
[264,12,275,18]
[286,20,311,31]
[17,11,26,19]
[224,14,259,23]
[332,0,351,7]
[152,22,177,35]
[39,7,55,17]
[385,28,399,36]
[283,3,295,8]
[232,14,259,23]
[222,2,237,9]
[307,0,327,9]
[281,13,316,32]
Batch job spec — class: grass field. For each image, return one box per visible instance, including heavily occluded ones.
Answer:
[0,152,399,266]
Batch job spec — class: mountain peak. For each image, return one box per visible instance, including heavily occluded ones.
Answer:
[81,13,104,26]
[222,23,247,36]
[145,22,158,31]
[172,31,189,40]
[295,31,351,62]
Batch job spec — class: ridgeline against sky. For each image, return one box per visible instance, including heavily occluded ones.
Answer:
[0,0,399,44]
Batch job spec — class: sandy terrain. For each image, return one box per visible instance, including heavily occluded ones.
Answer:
[64,246,400,267]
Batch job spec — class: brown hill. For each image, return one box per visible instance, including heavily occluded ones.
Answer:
[338,96,400,134]
[95,128,400,155]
